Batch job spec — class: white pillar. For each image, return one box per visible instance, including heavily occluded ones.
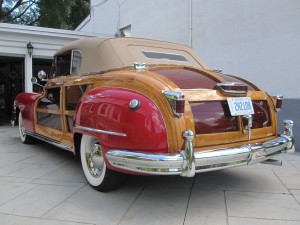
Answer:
[24,54,33,93]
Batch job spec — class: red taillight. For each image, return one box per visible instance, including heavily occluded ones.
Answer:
[276,95,283,111]
[268,93,283,112]
[163,90,185,117]
[175,99,185,114]
[215,82,248,95]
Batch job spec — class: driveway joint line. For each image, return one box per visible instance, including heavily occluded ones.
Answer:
[182,176,196,225]
[224,190,229,225]
[0,212,96,224]
[117,185,145,225]
[0,183,41,207]
[40,183,90,218]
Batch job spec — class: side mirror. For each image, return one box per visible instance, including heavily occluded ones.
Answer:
[31,77,43,87]
[31,77,38,84]
[37,70,48,81]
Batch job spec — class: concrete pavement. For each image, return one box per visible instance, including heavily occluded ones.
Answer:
[0,126,299,225]
[0,99,299,225]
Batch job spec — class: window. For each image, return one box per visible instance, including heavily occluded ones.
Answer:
[141,51,188,62]
[37,87,62,130]
[55,51,71,76]
[71,50,82,74]
[38,88,61,110]
[66,85,88,110]
[54,50,82,76]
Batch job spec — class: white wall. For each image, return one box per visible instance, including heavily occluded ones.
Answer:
[80,0,300,98]
[119,0,190,45]
[192,0,300,98]
[78,0,119,35]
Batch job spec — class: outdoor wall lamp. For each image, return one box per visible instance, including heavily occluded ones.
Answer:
[27,41,34,57]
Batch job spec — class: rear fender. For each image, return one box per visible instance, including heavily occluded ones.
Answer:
[73,87,168,160]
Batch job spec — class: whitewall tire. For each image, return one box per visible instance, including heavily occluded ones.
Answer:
[18,112,34,144]
[80,134,124,192]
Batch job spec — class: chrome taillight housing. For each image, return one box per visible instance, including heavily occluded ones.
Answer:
[214,82,248,95]
[268,93,283,112]
[163,90,185,117]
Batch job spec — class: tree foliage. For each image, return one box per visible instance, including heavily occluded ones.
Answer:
[0,0,39,25]
[0,0,90,29]
[38,0,90,29]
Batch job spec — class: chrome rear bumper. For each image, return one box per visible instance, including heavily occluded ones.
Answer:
[106,120,295,177]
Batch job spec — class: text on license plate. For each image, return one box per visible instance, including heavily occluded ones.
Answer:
[227,97,254,116]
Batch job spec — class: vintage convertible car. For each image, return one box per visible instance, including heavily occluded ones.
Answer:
[14,37,295,191]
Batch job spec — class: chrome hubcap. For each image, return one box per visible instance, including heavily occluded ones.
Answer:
[86,142,104,178]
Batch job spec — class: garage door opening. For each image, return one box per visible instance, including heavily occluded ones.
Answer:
[0,56,24,125]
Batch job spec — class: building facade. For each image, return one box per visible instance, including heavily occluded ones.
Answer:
[0,23,100,122]
[77,0,300,99]
[0,0,299,123]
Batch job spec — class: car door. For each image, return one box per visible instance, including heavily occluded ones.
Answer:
[61,83,90,147]
[33,49,82,150]
[34,83,64,144]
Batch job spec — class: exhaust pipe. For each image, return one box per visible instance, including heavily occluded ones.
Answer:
[261,159,282,166]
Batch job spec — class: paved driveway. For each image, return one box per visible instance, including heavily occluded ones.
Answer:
[0,99,299,225]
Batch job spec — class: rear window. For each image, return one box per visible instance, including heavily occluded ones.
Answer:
[141,51,188,62]
[128,44,203,68]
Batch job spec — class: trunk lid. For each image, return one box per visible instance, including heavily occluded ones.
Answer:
[152,67,277,150]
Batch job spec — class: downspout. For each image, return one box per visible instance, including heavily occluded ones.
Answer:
[116,0,127,36]
[117,0,121,35]
[92,2,95,33]
[189,0,193,48]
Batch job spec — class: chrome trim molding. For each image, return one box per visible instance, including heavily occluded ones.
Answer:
[215,82,247,94]
[133,62,147,71]
[163,90,185,117]
[106,150,184,174]
[213,68,223,73]
[74,125,127,137]
[106,125,295,176]
[25,131,73,152]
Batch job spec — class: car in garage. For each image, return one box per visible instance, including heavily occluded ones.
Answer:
[13,37,295,191]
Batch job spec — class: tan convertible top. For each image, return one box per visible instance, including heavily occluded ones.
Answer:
[55,37,207,74]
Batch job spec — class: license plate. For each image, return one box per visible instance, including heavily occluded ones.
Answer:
[227,97,254,116]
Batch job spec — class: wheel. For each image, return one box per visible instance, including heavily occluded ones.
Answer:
[18,112,34,144]
[80,134,124,192]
